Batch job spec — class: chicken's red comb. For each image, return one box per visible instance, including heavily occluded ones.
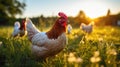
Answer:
[58,12,67,20]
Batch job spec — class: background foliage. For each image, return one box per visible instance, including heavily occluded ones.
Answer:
[0,0,25,25]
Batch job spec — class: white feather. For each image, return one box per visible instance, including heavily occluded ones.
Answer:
[12,21,20,37]
[67,24,72,34]
[26,18,40,40]
[31,33,66,57]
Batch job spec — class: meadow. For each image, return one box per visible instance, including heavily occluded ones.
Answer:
[0,26,120,67]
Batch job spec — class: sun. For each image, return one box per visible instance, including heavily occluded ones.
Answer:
[74,1,109,19]
[82,1,108,18]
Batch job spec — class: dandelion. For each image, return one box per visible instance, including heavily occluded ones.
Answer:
[90,51,101,63]
[94,51,100,57]
[63,53,67,65]
[0,41,2,47]
[74,35,78,38]
[95,57,101,62]
[101,65,104,67]
[76,58,83,63]
[108,60,111,64]
[68,53,83,63]
[68,53,76,63]
[90,56,101,63]
[98,38,103,42]
[68,56,76,63]
[111,49,117,55]
[85,35,87,39]
[64,54,67,58]
[111,28,114,32]
[90,57,96,63]
[106,49,117,55]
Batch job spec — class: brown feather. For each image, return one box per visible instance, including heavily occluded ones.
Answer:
[46,17,66,39]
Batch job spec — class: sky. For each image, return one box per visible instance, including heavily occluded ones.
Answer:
[17,0,120,18]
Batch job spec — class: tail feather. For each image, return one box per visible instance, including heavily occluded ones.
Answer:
[14,21,20,28]
[26,18,40,41]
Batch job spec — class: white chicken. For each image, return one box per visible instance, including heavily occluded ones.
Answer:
[12,20,27,37]
[80,22,94,33]
[67,24,72,34]
[25,12,68,59]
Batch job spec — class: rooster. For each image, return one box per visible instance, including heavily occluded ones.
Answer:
[12,20,27,37]
[26,12,68,60]
[80,22,94,33]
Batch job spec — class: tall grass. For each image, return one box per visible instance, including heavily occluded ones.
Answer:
[0,26,120,67]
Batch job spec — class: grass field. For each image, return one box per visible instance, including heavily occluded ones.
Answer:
[0,26,120,67]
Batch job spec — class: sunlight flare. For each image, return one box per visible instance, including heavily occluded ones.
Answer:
[74,1,109,18]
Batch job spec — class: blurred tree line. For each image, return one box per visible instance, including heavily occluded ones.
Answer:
[0,0,25,25]
[29,15,57,31]
[0,0,120,27]
[94,9,120,26]
[74,10,92,27]
[20,9,120,28]
[73,9,120,27]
